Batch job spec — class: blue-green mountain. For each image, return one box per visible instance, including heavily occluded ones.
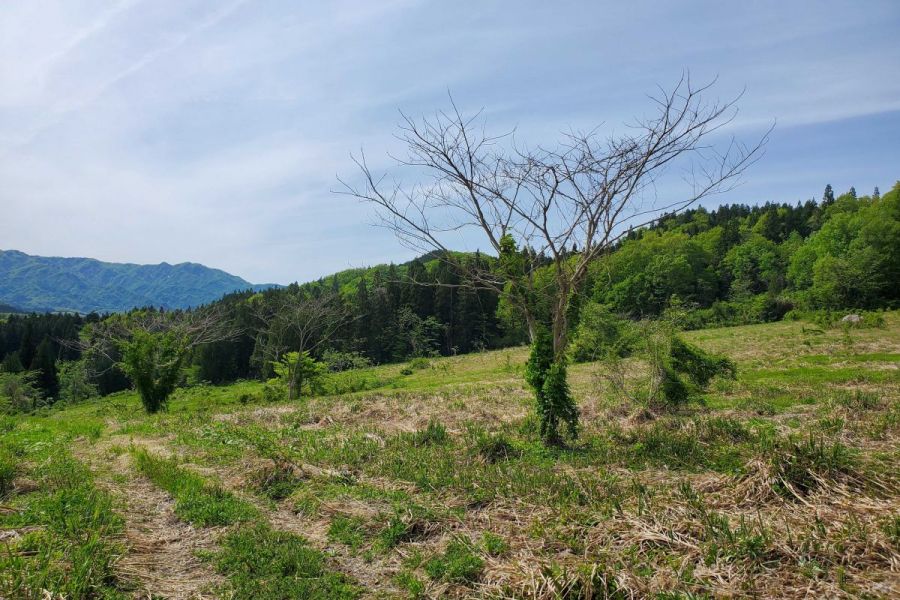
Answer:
[0,249,273,313]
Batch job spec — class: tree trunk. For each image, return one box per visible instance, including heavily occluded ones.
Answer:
[551,282,570,360]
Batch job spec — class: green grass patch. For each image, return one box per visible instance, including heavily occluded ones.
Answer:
[424,537,484,584]
[327,515,368,550]
[482,532,510,556]
[0,446,16,497]
[215,523,360,599]
[0,447,127,599]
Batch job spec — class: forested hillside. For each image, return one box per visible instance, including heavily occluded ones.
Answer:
[0,250,274,313]
[0,183,897,406]
[595,182,899,325]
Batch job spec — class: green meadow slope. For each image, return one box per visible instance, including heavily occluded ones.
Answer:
[2,315,898,598]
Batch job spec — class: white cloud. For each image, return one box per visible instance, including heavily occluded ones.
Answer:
[1,0,898,283]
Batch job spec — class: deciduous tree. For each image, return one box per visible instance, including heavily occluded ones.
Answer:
[339,75,768,443]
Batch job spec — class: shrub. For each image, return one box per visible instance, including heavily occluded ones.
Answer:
[568,303,631,363]
[627,328,736,411]
[120,329,187,413]
[408,357,432,371]
[669,337,736,388]
[424,538,483,584]
[526,328,578,445]
[322,350,373,372]
[261,383,283,403]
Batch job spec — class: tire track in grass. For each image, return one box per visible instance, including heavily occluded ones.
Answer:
[182,453,407,598]
[128,444,362,600]
[73,439,226,600]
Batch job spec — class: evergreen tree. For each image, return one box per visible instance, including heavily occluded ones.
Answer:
[30,337,59,398]
[822,184,835,207]
[18,325,36,371]
[1,352,23,373]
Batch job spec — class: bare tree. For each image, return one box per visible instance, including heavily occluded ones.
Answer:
[250,290,350,376]
[338,75,769,443]
[338,75,769,358]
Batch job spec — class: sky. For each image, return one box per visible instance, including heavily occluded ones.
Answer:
[1,1,898,285]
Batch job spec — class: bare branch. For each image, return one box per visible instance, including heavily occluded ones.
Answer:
[336,77,770,356]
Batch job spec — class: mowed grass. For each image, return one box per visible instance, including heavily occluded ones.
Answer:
[5,312,899,598]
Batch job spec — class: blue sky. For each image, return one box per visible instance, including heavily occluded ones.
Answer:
[1,0,898,284]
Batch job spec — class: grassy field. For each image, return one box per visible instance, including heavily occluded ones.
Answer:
[2,315,899,598]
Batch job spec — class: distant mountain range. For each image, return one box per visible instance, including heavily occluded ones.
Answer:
[0,249,276,314]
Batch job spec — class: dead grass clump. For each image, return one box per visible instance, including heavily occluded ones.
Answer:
[731,435,880,506]
[485,562,629,599]
[249,459,306,500]
[378,505,443,549]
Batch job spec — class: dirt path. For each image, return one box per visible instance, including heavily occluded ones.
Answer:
[74,438,226,600]
[76,435,404,598]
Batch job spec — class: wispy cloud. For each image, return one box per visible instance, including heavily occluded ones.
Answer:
[1,0,898,283]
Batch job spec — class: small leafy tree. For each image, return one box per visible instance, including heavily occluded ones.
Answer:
[395,306,444,358]
[526,328,578,444]
[0,371,42,413]
[57,360,98,404]
[76,308,234,414]
[272,351,325,401]
[250,290,349,378]
[120,330,188,413]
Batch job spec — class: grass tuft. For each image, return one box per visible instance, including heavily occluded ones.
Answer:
[766,435,859,499]
[250,461,304,501]
[409,420,449,447]
[327,514,368,550]
[472,431,521,463]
